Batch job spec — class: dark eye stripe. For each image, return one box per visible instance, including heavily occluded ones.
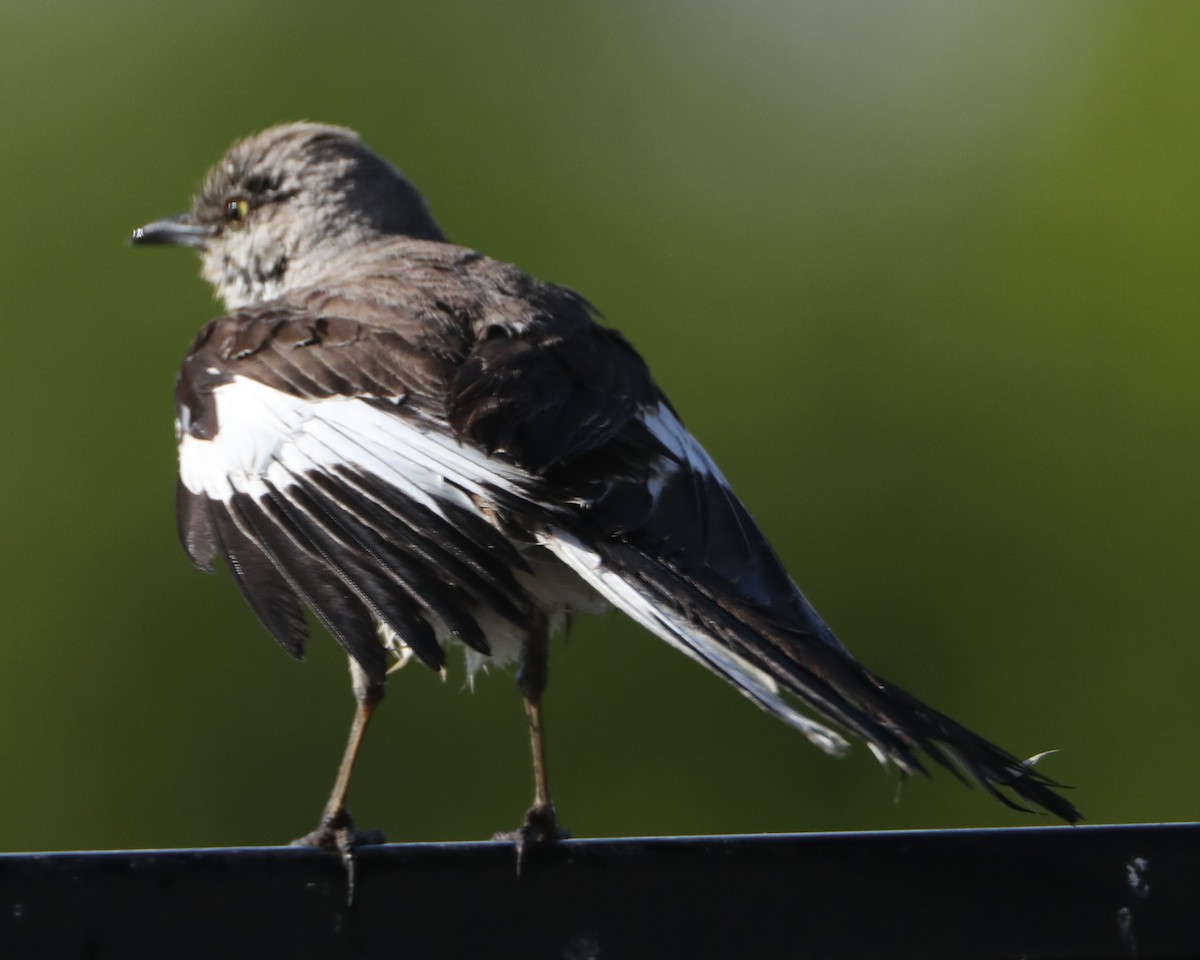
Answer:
[245,173,281,195]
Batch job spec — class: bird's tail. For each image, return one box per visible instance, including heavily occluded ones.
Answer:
[543,529,1079,824]
[860,673,1080,822]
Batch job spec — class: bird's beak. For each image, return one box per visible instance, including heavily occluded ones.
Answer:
[130,212,214,249]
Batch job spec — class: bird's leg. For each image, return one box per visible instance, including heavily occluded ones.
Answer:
[526,694,552,821]
[291,656,387,898]
[495,619,569,867]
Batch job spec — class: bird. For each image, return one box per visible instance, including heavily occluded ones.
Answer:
[131,122,1079,866]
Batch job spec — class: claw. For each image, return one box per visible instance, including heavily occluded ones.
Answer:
[291,808,386,903]
[493,803,569,875]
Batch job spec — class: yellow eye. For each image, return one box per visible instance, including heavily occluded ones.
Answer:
[225,197,250,224]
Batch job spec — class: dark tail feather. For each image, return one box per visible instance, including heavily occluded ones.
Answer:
[866,675,1081,823]
[545,530,1080,824]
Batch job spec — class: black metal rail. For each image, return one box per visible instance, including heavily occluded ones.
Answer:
[0,822,1193,959]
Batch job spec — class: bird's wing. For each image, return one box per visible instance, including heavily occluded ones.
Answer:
[447,299,1080,822]
[449,310,899,759]
[174,303,541,681]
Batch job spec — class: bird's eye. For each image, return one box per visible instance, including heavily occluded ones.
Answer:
[225,197,250,225]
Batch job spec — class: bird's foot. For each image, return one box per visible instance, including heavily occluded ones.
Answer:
[493,803,569,874]
[290,808,386,904]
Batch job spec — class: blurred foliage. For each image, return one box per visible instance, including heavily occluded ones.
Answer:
[0,1,1196,852]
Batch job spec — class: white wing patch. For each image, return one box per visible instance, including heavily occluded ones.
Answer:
[178,375,530,513]
[541,529,850,757]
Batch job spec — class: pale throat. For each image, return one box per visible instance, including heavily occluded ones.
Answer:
[203,248,291,310]
[213,270,287,310]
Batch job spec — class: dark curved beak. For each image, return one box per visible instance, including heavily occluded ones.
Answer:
[130,212,214,249]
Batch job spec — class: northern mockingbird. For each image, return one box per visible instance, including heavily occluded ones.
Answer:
[132,122,1079,867]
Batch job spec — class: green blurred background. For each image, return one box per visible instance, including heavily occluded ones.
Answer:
[0,1,1196,852]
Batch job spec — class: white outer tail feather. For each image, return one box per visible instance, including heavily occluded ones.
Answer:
[542,529,850,758]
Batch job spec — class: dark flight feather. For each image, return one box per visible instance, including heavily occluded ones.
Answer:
[208,499,308,659]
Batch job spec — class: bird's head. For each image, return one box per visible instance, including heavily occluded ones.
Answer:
[131,122,444,309]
